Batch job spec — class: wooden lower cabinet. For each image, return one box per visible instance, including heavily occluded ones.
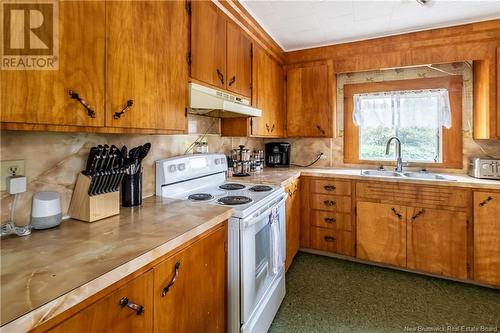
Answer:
[407,208,468,279]
[154,224,226,333]
[474,192,500,286]
[285,178,300,271]
[41,224,227,332]
[47,271,154,333]
[356,202,407,267]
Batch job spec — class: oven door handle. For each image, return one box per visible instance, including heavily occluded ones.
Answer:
[241,193,287,229]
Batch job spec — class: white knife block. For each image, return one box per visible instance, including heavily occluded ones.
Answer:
[68,173,120,222]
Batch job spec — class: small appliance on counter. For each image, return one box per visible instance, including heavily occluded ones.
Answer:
[231,145,251,177]
[469,158,500,180]
[265,142,291,168]
[31,191,62,229]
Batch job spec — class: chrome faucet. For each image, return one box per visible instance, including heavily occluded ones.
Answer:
[385,137,406,172]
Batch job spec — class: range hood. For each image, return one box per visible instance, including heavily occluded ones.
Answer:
[188,82,262,118]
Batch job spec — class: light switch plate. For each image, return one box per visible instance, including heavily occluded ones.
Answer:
[0,160,25,191]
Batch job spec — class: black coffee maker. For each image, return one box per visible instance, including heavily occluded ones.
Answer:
[265,142,291,168]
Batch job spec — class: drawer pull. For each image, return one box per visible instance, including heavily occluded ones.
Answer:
[161,261,181,297]
[114,99,134,119]
[411,209,425,221]
[324,236,336,242]
[68,90,96,118]
[479,196,493,207]
[324,217,336,224]
[323,185,336,192]
[119,297,144,315]
[323,200,336,207]
[391,207,403,219]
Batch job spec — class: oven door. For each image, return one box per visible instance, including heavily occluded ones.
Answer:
[240,193,286,323]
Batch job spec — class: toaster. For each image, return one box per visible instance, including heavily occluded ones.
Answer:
[468,158,500,180]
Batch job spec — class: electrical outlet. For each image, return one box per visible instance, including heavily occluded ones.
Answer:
[0,160,25,191]
[319,153,328,160]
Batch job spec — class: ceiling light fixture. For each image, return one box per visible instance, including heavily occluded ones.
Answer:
[416,0,429,5]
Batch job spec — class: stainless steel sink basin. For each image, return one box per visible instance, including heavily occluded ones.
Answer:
[402,172,456,181]
[361,170,403,177]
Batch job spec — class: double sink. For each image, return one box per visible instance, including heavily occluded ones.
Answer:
[361,169,456,181]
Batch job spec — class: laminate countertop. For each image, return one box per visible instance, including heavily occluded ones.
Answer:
[229,167,500,190]
[0,196,233,332]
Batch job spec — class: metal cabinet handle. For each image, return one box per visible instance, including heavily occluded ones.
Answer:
[216,69,224,85]
[68,90,96,118]
[323,185,336,191]
[316,125,325,135]
[161,261,181,297]
[270,124,275,133]
[324,217,336,224]
[479,196,493,207]
[266,123,270,132]
[391,207,403,219]
[324,236,336,242]
[119,297,144,315]
[323,200,336,207]
[411,209,425,221]
[228,75,236,86]
[113,100,134,119]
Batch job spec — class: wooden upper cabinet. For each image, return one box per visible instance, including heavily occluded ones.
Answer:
[47,271,153,333]
[356,201,407,267]
[106,1,188,130]
[252,46,285,137]
[286,61,335,137]
[407,208,468,279]
[190,1,226,90]
[226,21,252,97]
[474,192,500,286]
[0,1,105,127]
[154,225,226,333]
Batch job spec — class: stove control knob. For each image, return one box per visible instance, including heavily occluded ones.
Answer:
[215,159,221,165]
[168,165,176,172]
[178,163,186,171]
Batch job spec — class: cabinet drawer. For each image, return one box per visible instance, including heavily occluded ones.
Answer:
[311,194,351,213]
[47,271,153,333]
[311,178,351,195]
[310,210,351,231]
[310,227,353,256]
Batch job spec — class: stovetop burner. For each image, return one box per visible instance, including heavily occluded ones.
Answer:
[219,183,246,190]
[188,193,214,201]
[217,196,252,205]
[249,185,273,192]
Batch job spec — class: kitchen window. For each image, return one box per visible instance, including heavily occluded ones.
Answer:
[343,76,463,169]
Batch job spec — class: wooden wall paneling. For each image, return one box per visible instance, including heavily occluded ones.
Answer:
[106,1,188,130]
[0,1,105,127]
[344,76,463,168]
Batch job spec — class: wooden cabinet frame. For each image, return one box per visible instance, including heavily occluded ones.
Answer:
[343,76,463,169]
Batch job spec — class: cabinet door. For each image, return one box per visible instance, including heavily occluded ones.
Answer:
[106,1,188,130]
[285,179,300,271]
[1,1,105,127]
[251,46,285,137]
[226,21,251,97]
[286,61,333,137]
[154,225,226,333]
[356,201,406,266]
[474,192,500,286]
[47,271,153,333]
[191,1,226,89]
[407,208,468,279]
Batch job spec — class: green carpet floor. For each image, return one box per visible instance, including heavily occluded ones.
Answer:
[269,252,500,333]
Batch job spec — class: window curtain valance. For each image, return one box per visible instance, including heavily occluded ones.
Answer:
[352,89,451,129]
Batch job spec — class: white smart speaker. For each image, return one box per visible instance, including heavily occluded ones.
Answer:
[31,191,62,229]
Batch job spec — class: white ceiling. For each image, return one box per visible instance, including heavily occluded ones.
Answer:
[240,0,500,51]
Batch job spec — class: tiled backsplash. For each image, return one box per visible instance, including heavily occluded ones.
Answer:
[0,115,264,225]
[267,63,500,170]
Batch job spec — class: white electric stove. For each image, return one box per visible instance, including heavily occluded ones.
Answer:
[156,154,287,333]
